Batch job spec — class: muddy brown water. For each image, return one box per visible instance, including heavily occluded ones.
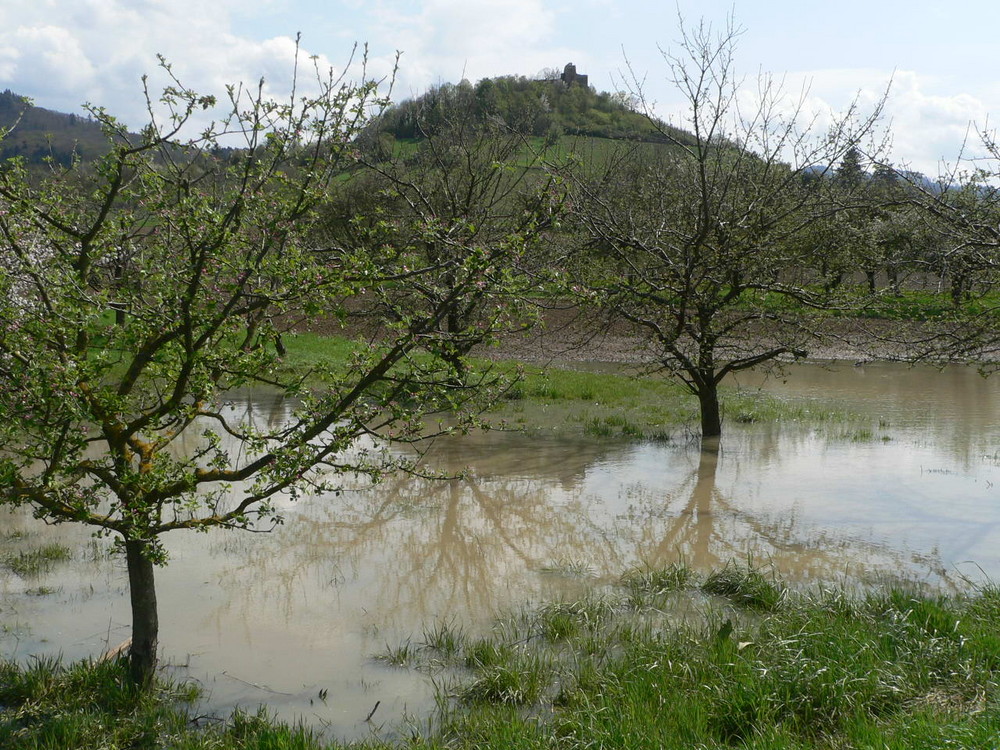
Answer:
[1,360,998,739]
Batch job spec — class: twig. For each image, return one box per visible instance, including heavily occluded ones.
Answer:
[98,637,131,663]
[365,700,381,722]
[221,670,295,695]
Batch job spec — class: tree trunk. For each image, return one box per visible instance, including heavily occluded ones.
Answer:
[125,539,159,686]
[442,350,467,384]
[697,383,722,438]
[951,274,968,308]
[887,266,900,295]
[865,269,877,294]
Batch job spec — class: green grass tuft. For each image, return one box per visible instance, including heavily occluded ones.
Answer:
[458,654,550,706]
[535,597,613,642]
[1,544,72,578]
[377,639,419,667]
[0,657,200,749]
[421,620,466,657]
[621,562,693,596]
[408,566,1000,748]
[702,562,786,611]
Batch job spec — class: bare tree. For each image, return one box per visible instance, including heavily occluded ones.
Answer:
[321,100,563,379]
[889,128,1000,364]
[564,18,886,438]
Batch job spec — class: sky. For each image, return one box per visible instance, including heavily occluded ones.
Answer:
[2,0,999,176]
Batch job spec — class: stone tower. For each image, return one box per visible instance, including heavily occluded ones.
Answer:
[560,63,588,88]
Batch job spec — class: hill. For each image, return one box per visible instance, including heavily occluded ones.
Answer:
[0,66,693,172]
[372,67,694,146]
[0,90,112,167]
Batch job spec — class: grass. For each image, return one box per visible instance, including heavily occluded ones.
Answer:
[535,596,613,642]
[702,562,787,611]
[620,562,694,609]
[728,287,1000,323]
[537,558,595,578]
[278,331,365,376]
[4,565,1000,748]
[0,657,369,749]
[463,638,514,670]
[723,388,853,427]
[375,621,468,668]
[488,362,862,441]
[0,544,72,578]
[421,620,466,658]
[851,288,1000,321]
[0,657,202,749]
[266,327,877,442]
[377,639,419,667]
[457,652,549,706]
[402,565,1000,749]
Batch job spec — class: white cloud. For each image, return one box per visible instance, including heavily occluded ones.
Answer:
[0,0,997,178]
[0,24,97,107]
[782,68,994,177]
[881,71,992,174]
[367,0,570,97]
[636,60,999,178]
[0,0,361,132]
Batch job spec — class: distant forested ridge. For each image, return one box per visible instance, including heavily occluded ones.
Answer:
[0,90,112,167]
[0,66,690,172]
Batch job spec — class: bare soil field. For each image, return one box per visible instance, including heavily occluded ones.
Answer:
[475,305,942,365]
[295,302,973,366]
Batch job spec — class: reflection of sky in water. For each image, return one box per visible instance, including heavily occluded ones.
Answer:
[719,436,997,576]
[1,361,998,739]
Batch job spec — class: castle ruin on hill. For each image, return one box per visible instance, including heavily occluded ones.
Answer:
[560,63,588,88]
[538,63,589,88]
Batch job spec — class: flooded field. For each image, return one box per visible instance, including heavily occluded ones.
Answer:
[2,360,999,739]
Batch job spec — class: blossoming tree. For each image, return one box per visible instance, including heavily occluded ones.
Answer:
[0,53,545,685]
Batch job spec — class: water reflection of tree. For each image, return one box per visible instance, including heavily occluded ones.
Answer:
[204,436,960,643]
[621,444,955,589]
[3,387,975,679]
[210,467,619,629]
[167,390,967,643]
[172,389,294,463]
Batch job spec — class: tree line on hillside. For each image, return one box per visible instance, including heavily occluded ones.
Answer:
[0,89,112,167]
[370,70,695,146]
[1,25,998,687]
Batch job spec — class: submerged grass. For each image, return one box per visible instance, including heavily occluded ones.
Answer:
[492,364,866,441]
[497,363,694,440]
[276,332,869,441]
[5,565,1000,748]
[0,543,72,578]
[621,562,695,610]
[421,620,466,658]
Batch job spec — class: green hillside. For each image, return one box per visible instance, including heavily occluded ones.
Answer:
[372,71,693,146]
[0,67,690,172]
[0,90,112,167]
